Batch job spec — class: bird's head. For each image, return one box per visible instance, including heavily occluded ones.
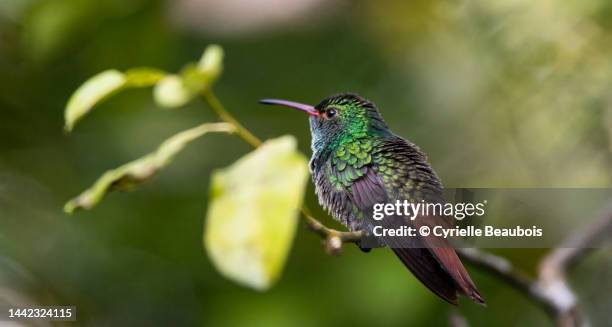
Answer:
[260,93,389,152]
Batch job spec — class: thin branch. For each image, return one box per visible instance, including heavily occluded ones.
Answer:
[456,248,558,315]
[539,203,612,279]
[300,209,363,254]
[300,209,363,242]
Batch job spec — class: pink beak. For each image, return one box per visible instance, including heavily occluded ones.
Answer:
[259,99,319,116]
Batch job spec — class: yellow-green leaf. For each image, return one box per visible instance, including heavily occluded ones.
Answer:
[198,44,223,83]
[153,74,192,108]
[204,136,309,291]
[64,70,125,132]
[153,45,224,109]
[64,68,165,132]
[64,122,234,213]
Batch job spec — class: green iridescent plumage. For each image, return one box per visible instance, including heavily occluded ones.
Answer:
[307,94,444,226]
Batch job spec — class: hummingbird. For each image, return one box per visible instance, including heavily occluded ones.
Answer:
[260,93,484,305]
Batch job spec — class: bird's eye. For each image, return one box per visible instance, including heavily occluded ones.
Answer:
[326,108,337,118]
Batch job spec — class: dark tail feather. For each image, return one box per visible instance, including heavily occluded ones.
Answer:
[429,246,486,305]
[392,247,485,305]
[392,247,459,305]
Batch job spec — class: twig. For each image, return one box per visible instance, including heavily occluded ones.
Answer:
[455,248,557,313]
[300,209,363,254]
[539,203,612,279]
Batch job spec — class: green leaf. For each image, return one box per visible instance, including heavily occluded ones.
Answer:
[153,74,192,108]
[64,122,234,213]
[153,44,224,108]
[64,68,165,132]
[198,44,223,82]
[64,70,125,132]
[204,136,309,291]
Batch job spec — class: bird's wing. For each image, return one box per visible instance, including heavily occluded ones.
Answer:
[333,136,484,305]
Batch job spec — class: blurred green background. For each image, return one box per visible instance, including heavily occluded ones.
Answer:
[1,0,611,326]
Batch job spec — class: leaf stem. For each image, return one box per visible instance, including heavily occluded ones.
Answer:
[202,90,262,148]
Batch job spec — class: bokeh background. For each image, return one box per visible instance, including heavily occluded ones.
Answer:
[1,0,612,326]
